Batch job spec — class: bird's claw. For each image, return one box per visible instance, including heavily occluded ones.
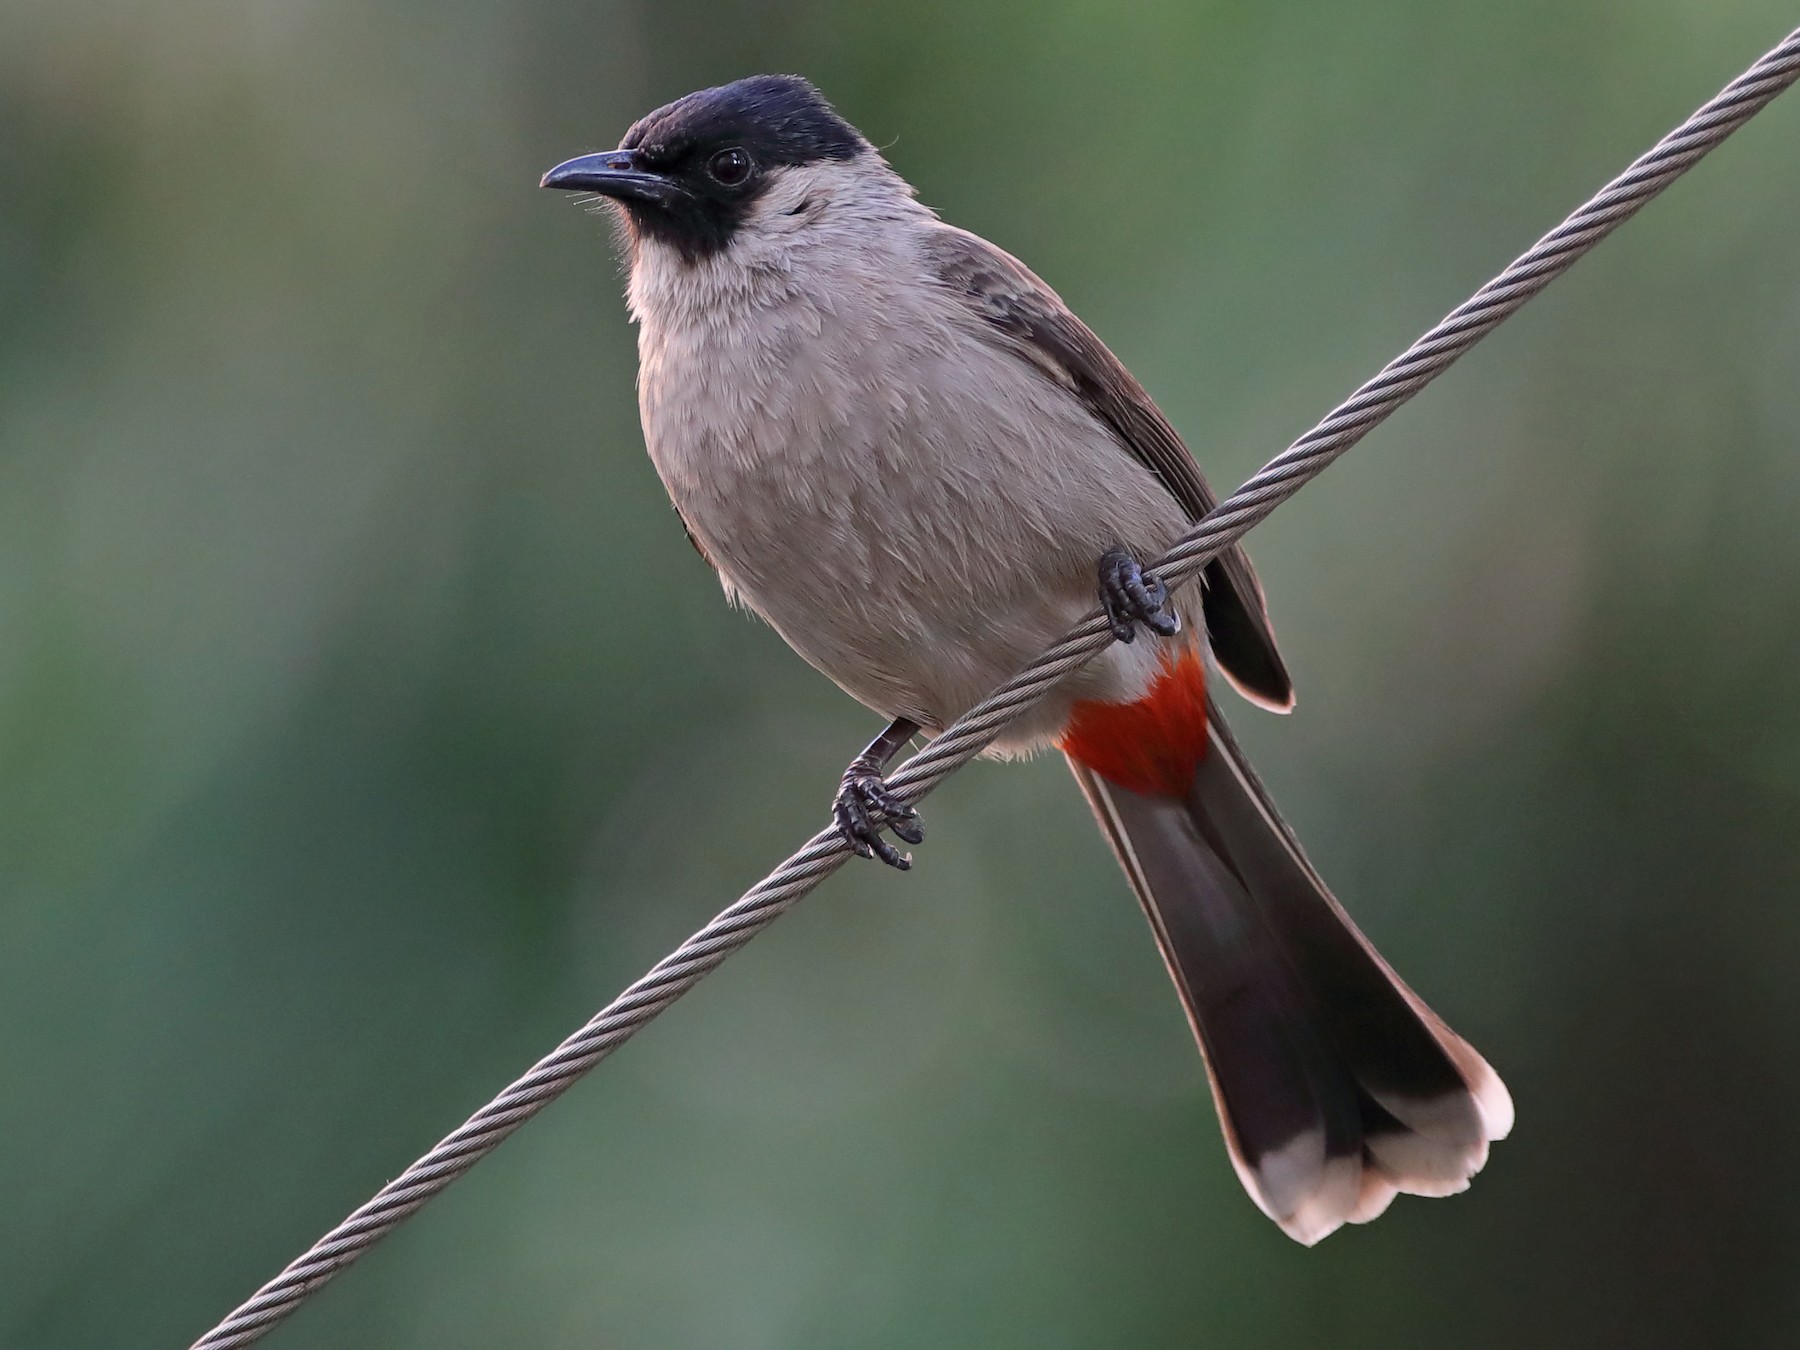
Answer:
[833,771,925,870]
[1099,545,1182,644]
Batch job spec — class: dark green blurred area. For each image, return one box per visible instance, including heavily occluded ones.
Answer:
[5,1,1800,1345]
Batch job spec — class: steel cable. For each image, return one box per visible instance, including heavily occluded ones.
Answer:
[191,25,1800,1348]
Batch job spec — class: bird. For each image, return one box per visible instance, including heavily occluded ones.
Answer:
[541,74,1511,1245]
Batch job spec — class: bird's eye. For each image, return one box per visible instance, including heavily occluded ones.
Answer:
[707,147,753,186]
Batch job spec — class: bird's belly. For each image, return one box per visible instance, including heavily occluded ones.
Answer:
[639,321,1195,750]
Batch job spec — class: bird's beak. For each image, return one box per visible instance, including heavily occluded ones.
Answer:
[539,150,684,207]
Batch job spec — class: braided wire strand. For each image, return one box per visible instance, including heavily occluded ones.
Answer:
[192,27,1800,1348]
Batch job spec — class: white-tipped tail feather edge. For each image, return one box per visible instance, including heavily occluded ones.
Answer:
[1069,705,1510,1245]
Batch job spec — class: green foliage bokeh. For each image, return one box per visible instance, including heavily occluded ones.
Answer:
[4,3,1800,1346]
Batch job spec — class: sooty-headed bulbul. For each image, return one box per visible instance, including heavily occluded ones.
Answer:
[541,75,1511,1244]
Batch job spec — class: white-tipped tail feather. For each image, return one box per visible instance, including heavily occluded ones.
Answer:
[1070,702,1510,1245]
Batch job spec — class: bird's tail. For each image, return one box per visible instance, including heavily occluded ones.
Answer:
[1060,648,1511,1244]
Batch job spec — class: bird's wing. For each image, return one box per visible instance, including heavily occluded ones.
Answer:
[919,223,1293,711]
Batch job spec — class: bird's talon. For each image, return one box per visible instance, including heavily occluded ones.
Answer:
[1099,545,1182,642]
[833,772,923,870]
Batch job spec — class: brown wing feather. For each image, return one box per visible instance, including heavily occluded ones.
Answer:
[920,225,1293,712]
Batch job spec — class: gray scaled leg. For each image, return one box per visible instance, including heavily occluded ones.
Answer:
[833,717,925,870]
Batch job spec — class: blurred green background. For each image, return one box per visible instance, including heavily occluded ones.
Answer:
[5,2,1800,1346]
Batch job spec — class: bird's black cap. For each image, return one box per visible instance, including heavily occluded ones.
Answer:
[542,76,867,262]
[621,75,864,169]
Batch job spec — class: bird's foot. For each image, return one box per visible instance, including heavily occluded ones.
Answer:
[1098,545,1182,643]
[834,767,925,870]
[832,718,925,869]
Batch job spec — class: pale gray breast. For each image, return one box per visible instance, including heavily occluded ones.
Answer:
[632,224,1193,738]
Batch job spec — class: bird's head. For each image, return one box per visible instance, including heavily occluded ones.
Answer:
[541,75,882,265]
